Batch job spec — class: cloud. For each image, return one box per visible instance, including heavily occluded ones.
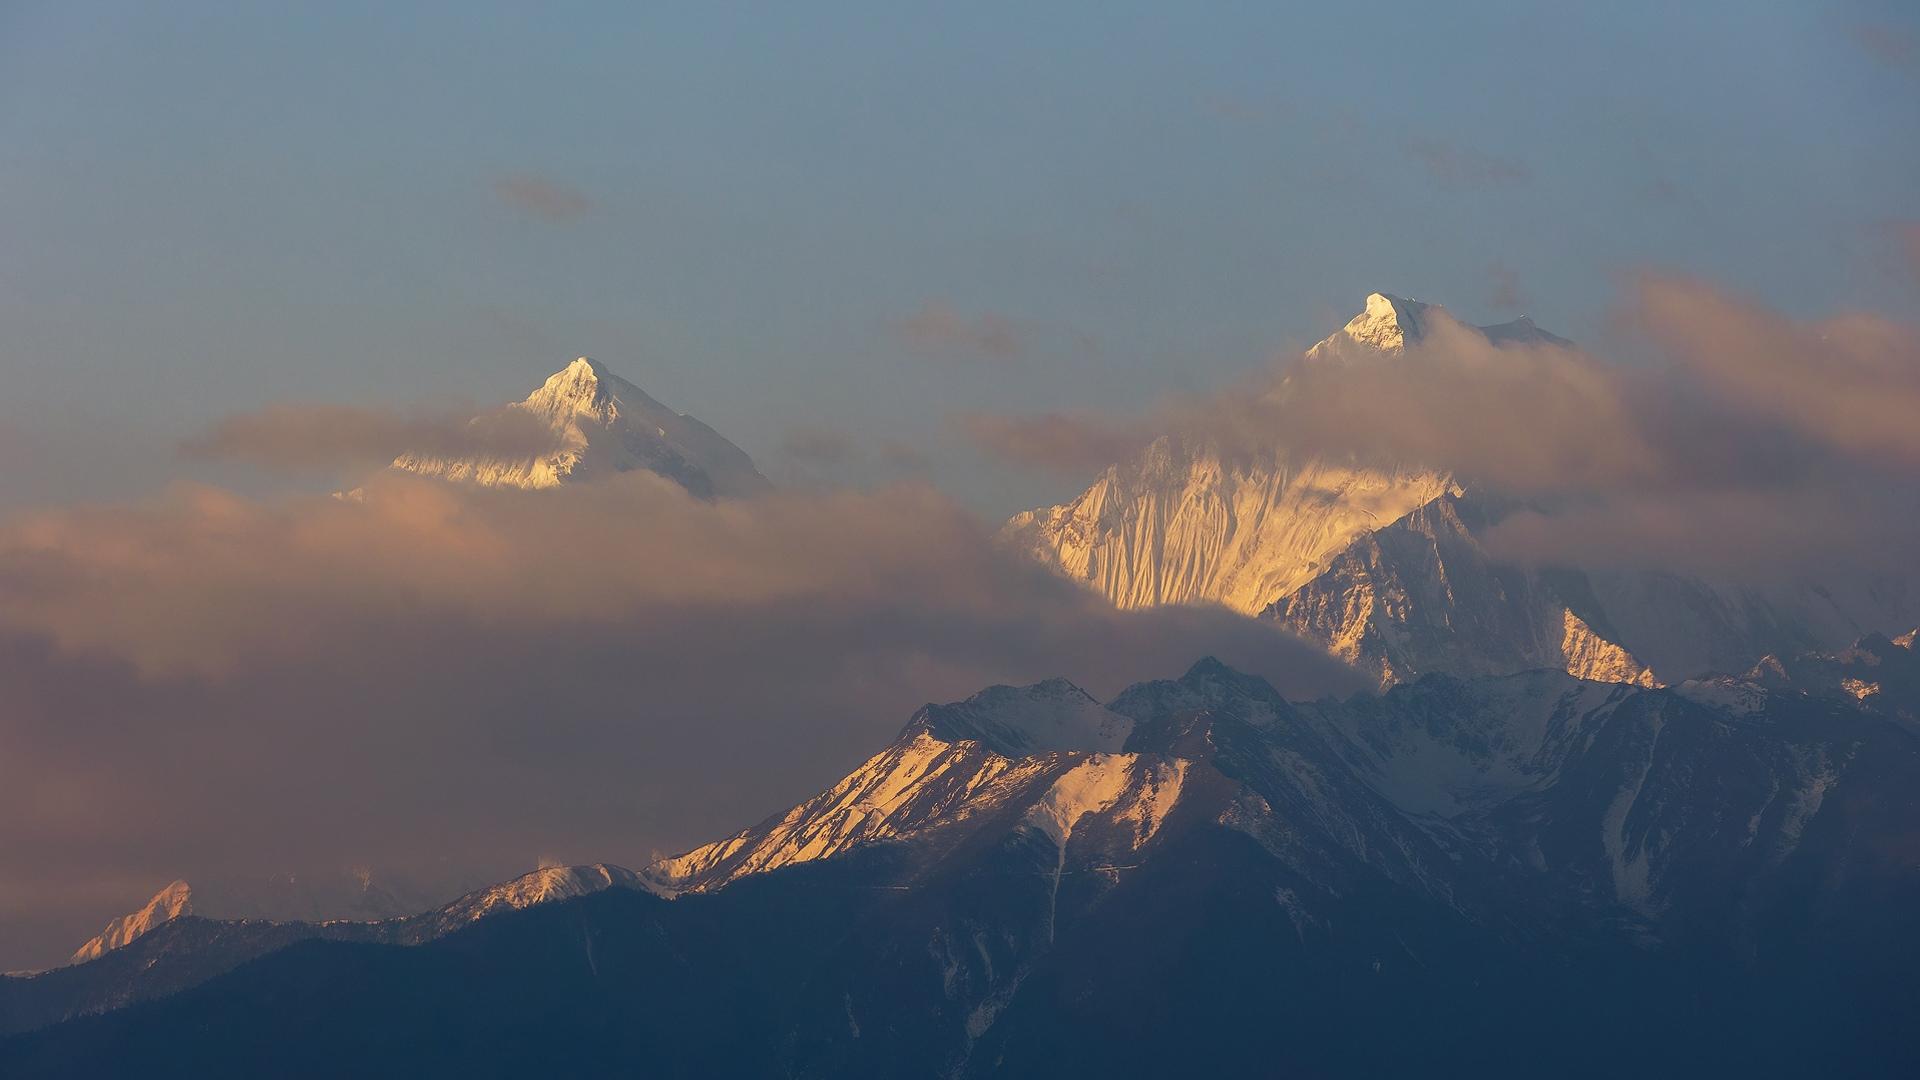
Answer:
[1848,21,1919,74]
[181,404,563,473]
[895,301,1021,361]
[962,278,1920,573]
[1406,138,1530,186]
[494,174,594,221]
[0,473,1360,969]
[1631,273,1920,468]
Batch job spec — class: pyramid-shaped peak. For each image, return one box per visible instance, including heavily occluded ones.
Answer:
[1350,292,1438,348]
[1304,292,1444,360]
[390,355,771,497]
[1182,656,1236,680]
[528,357,617,410]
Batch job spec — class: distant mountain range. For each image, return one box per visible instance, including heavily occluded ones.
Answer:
[6,631,1917,1074]
[11,304,1919,1074]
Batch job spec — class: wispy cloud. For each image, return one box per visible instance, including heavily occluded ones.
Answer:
[895,301,1021,361]
[181,404,562,472]
[1406,138,1530,186]
[961,278,1920,573]
[494,174,594,222]
[1848,21,1919,74]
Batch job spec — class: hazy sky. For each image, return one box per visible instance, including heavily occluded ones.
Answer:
[4,1,1917,514]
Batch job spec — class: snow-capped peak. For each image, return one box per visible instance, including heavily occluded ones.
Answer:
[391,356,770,497]
[523,357,619,419]
[1338,291,1436,355]
[1304,291,1571,363]
[1302,292,1438,362]
[70,880,194,964]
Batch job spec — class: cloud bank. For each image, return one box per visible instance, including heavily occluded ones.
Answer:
[181,403,564,473]
[0,472,1358,969]
[965,275,1920,574]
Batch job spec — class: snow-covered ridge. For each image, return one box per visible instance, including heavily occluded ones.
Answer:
[647,680,1191,895]
[64,864,657,966]
[69,881,193,964]
[913,678,1132,756]
[1004,291,1913,689]
[392,356,769,497]
[1023,755,1188,850]
[999,290,1567,625]
[647,731,1056,892]
[426,863,656,929]
[1001,440,1456,616]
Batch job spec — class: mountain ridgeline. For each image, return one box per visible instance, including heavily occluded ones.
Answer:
[9,302,1920,1075]
[6,634,1919,1075]
[1003,292,1918,690]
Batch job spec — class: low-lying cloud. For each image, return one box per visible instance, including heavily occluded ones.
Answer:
[0,472,1359,969]
[182,403,563,473]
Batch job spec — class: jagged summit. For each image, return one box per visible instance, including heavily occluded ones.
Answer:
[526,357,619,414]
[69,880,193,964]
[1306,292,1435,360]
[1306,291,1572,362]
[392,356,770,498]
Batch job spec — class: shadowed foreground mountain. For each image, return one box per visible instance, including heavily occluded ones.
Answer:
[5,636,1918,1077]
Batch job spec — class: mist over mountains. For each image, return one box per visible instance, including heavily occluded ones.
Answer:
[5,288,1919,1076]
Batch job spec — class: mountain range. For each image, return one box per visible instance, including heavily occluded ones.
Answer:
[5,631,1917,1074]
[9,297,1920,1074]
[1004,293,1918,688]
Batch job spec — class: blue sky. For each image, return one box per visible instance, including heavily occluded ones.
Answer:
[3,1,1916,513]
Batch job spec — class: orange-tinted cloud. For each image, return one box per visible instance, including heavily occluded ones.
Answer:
[1632,273,1920,468]
[181,403,564,473]
[1849,21,1919,74]
[494,174,594,221]
[0,473,1359,968]
[895,301,1021,361]
[965,278,1920,572]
